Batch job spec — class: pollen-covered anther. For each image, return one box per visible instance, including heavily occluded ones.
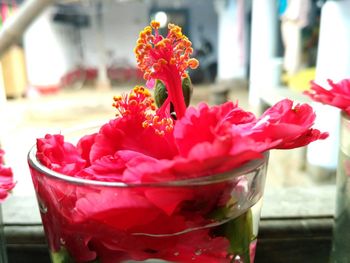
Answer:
[143,72,151,80]
[139,32,146,39]
[188,59,199,69]
[143,114,174,135]
[168,24,183,38]
[112,86,156,118]
[144,26,152,34]
[151,21,160,29]
[113,95,122,101]
[137,38,145,45]
[183,39,192,47]
[155,130,165,136]
[142,121,149,128]
[155,41,166,49]
[158,58,167,65]
[152,115,160,124]
[138,86,147,94]
[143,44,152,52]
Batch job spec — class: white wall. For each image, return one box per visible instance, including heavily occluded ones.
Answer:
[307,0,350,170]
[23,1,218,87]
[216,0,244,80]
[79,0,218,68]
[24,7,80,87]
[155,0,218,59]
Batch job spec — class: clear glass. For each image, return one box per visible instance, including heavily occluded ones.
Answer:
[28,131,268,263]
[331,111,350,262]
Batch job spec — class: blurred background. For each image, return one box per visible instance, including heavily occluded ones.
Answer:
[1,0,349,196]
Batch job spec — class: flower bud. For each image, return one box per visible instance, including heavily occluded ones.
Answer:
[154,80,167,108]
[154,77,193,109]
[181,76,193,107]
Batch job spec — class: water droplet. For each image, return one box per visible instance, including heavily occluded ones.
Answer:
[60,238,66,245]
[233,255,243,263]
[195,249,202,256]
[174,252,179,256]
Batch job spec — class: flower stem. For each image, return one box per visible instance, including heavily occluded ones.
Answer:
[226,209,254,263]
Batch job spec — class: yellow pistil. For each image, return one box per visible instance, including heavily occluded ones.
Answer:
[134,21,199,120]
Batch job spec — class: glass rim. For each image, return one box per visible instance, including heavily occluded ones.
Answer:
[28,144,268,188]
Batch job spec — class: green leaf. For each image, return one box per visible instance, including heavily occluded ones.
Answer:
[181,76,193,107]
[153,77,193,109]
[154,79,168,108]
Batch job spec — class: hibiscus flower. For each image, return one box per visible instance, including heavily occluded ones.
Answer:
[0,149,15,202]
[247,98,329,150]
[31,21,329,263]
[304,78,350,115]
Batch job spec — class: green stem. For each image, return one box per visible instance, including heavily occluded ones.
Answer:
[227,209,254,263]
[50,247,99,263]
[211,207,255,262]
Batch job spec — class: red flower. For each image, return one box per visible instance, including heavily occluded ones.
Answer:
[77,132,97,166]
[248,99,329,150]
[304,78,350,115]
[0,149,15,202]
[89,86,178,164]
[33,68,329,263]
[152,102,263,178]
[32,21,329,263]
[36,134,86,176]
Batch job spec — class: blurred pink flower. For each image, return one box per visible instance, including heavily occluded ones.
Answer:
[248,99,329,149]
[0,149,15,202]
[304,78,350,115]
